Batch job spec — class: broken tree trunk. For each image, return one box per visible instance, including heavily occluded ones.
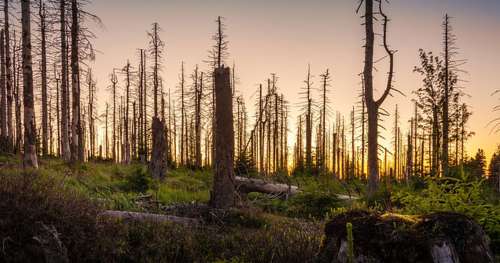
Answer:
[99,210,200,226]
[235,176,299,197]
[209,66,235,209]
[149,117,167,180]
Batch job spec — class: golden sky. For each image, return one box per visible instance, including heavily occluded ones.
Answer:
[86,0,500,159]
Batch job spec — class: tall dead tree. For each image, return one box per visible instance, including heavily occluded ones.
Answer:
[21,0,38,168]
[110,71,118,161]
[148,22,167,178]
[4,0,13,150]
[39,0,49,156]
[361,0,396,196]
[208,16,235,208]
[70,0,83,162]
[59,0,70,161]
[122,62,131,164]
[319,69,331,174]
[0,30,6,146]
[194,68,203,168]
[301,65,314,173]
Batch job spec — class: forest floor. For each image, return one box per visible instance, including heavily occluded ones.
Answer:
[0,153,499,262]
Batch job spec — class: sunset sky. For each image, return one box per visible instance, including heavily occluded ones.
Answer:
[86,0,500,158]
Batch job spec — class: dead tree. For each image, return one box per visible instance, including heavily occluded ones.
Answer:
[4,0,13,150]
[39,0,49,156]
[148,22,167,178]
[210,66,235,209]
[122,62,131,164]
[360,0,396,196]
[300,65,314,173]
[21,0,38,169]
[70,0,83,162]
[0,30,6,146]
[319,69,331,174]
[148,22,163,118]
[59,0,70,161]
[194,67,203,168]
[108,71,118,161]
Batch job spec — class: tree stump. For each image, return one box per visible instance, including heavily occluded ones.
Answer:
[149,117,167,180]
[209,66,235,209]
[318,210,494,263]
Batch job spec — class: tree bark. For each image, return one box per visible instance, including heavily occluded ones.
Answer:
[60,0,71,162]
[149,117,167,179]
[0,30,6,145]
[210,67,235,209]
[70,0,83,162]
[40,1,48,156]
[4,0,13,150]
[21,0,38,169]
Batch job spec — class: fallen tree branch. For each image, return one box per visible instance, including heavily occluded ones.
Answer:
[99,210,200,226]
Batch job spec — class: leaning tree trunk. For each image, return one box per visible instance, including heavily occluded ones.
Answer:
[21,0,38,169]
[210,67,235,209]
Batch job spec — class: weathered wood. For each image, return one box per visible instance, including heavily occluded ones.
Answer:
[149,117,167,179]
[99,210,200,226]
[210,66,235,209]
[21,0,38,169]
[235,176,299,197]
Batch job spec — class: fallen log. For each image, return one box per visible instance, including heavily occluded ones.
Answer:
[235,176,300,197]
[99,210,200,226]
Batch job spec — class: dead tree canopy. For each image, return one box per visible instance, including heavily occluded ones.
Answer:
[210,67,235,209]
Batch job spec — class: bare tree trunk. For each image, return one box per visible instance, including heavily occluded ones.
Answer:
[180,62,185,166]
[4,0,13,150]
[70,0,83,162]
[123,62,131,164]
[210,67,235,209]
[39,1,48,156]
[60,0,71,162]
[363,0,395,197]
[442,14,450,176]
[111,72,117,162]
[195,70,203,168]
[149,116,167,179]
[0,30,6,145]
[21,0,38,169]
[305,66,312,173]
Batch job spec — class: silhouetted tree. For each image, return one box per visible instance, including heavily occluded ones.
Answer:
[360,0,396,196]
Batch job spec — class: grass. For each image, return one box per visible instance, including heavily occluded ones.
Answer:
[1,154,498,261]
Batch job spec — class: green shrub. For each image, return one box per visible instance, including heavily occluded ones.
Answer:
[288,191,342,219]
[120,167,152,193]
[392,176,500,254]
